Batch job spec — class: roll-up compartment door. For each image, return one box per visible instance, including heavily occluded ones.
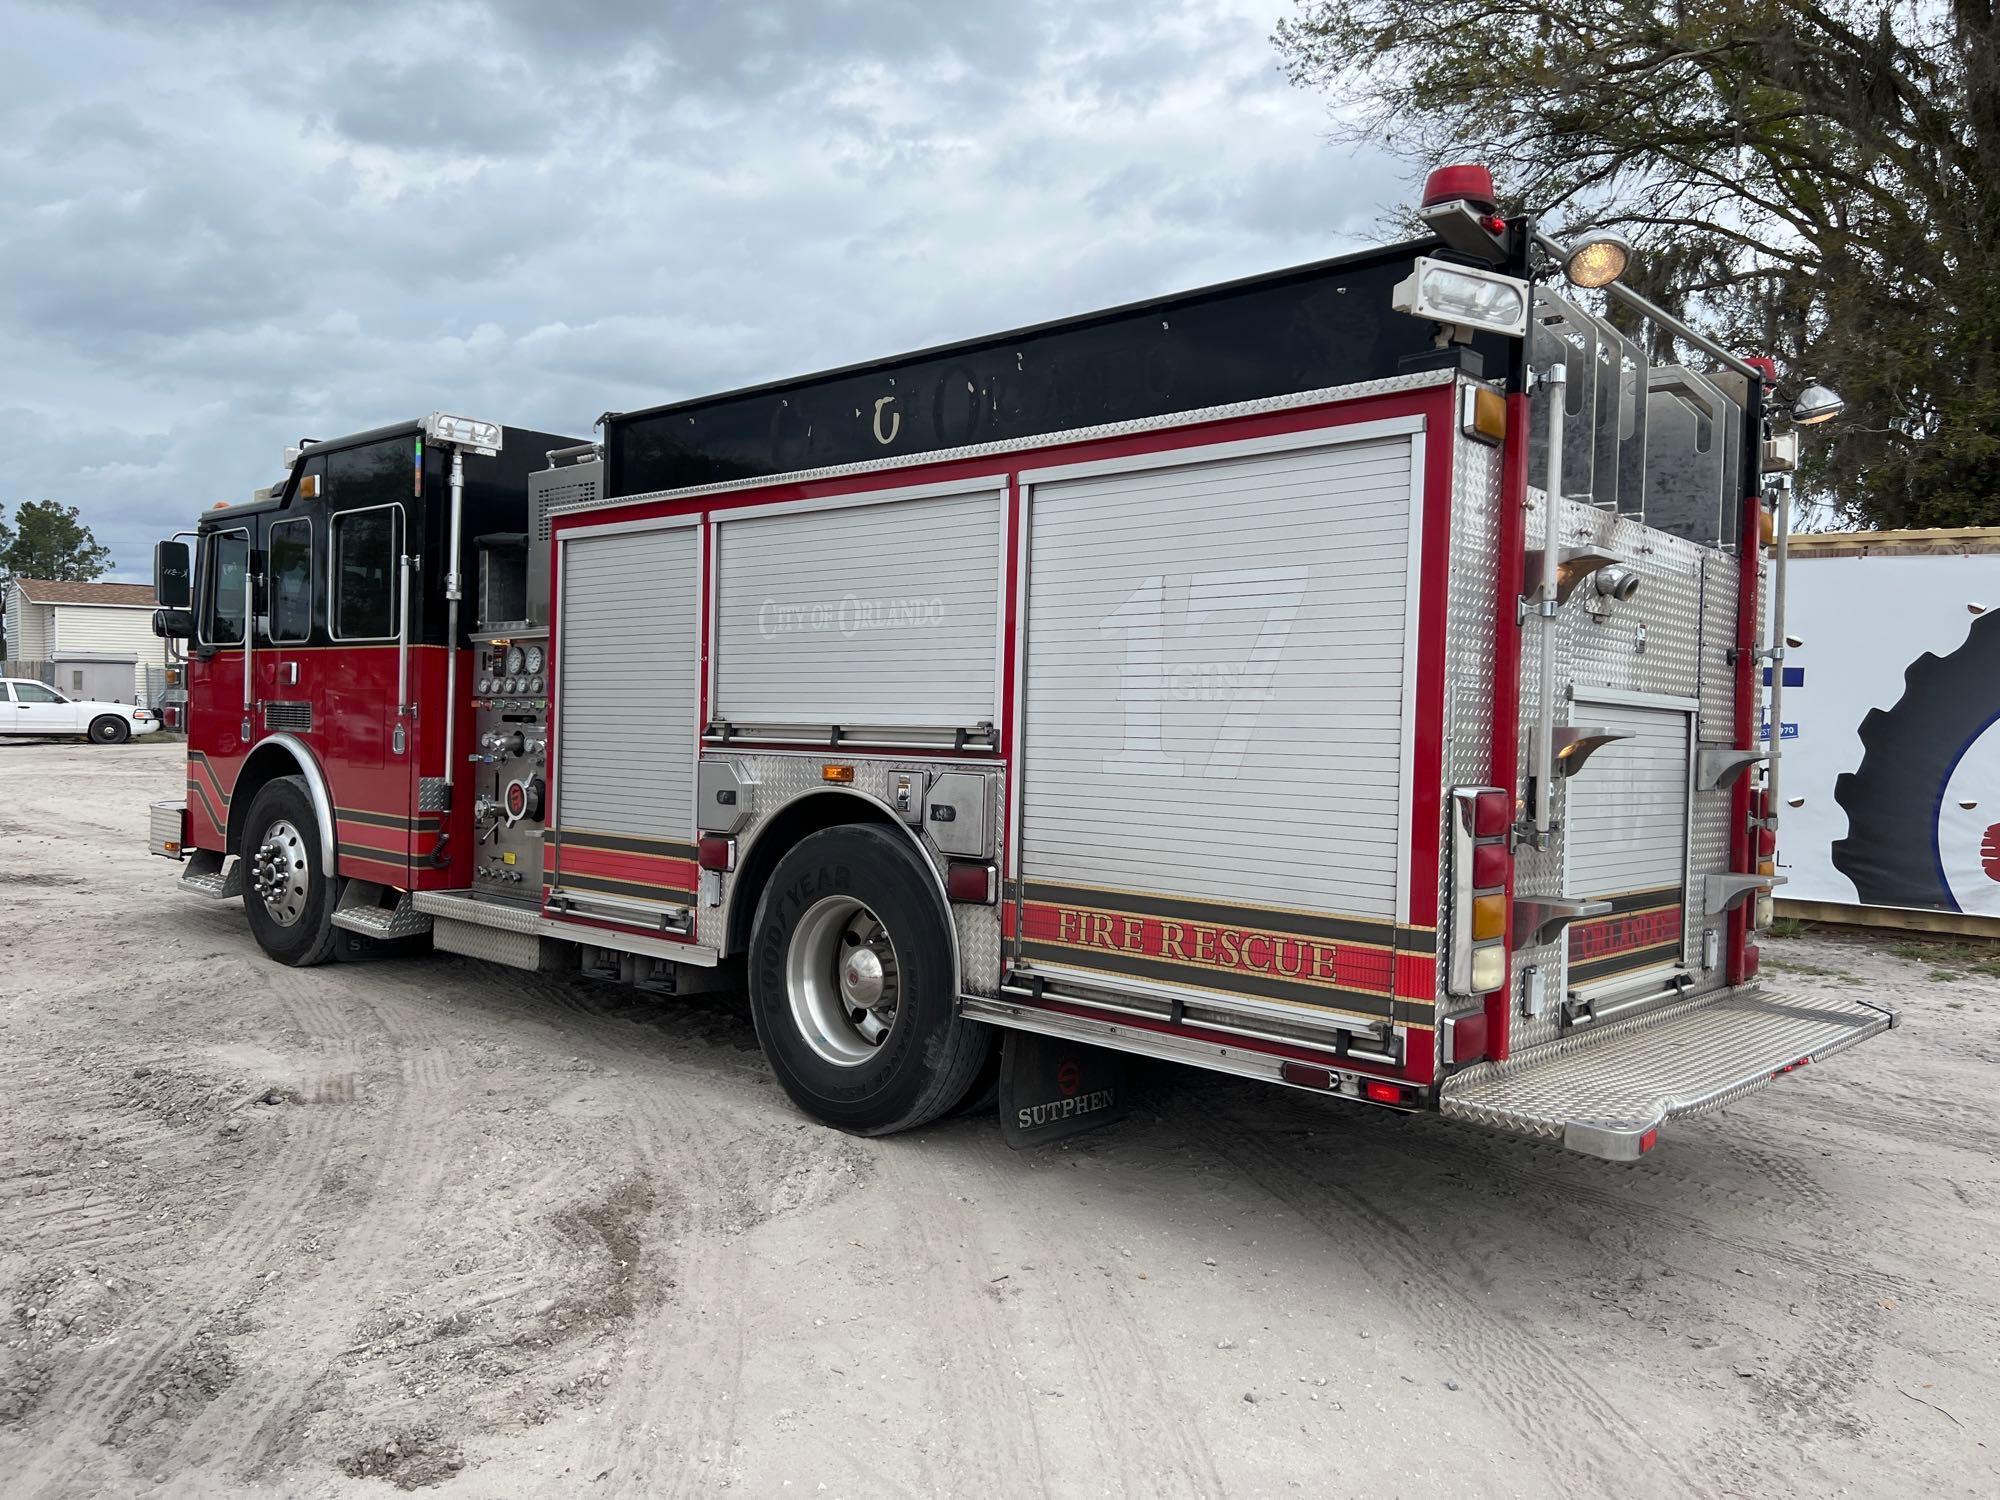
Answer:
[1014,423,1424,1031]
[1563,702,1693,990]
[551,521,702,909]
[711,482,1005,741]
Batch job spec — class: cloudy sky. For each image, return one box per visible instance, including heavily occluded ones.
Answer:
[0,0,1407,580]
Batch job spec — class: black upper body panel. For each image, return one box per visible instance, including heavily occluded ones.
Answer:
[603,238,1509,498]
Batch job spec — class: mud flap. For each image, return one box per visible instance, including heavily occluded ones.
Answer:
[996,1030,1129,1149]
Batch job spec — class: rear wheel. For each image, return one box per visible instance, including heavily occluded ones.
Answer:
[748,824,993,1134]
[240,776,339,966]
[88,715,130,745]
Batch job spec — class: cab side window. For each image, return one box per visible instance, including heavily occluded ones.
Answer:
[200,529,250,646]
[16,683,64,704]
[328,438,412,642]
[331,507,403,640]
[268,518,313,643]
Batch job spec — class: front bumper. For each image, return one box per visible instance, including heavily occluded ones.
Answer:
[1438,987,1897,1160]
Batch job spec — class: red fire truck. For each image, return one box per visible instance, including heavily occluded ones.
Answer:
[149,167,1893,1158]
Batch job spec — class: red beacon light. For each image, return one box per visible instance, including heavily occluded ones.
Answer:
[1422,163,1499,215]
[1417,163,1513,261]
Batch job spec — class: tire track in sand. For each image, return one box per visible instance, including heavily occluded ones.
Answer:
[1159,1094,1714,1500]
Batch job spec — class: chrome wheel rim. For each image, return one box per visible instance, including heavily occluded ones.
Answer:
[786,895,901,1067]
[252,818,311,928]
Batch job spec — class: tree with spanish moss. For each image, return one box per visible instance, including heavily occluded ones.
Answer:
[1273,0,2000,530]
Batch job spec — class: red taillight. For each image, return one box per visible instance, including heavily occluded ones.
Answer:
[1279,1062,1335,1090]
[1362,1080,1404,1106]
[1638,1128,1659,1154]
[1421,163,1498,212]
[1451,787,1514,1003]
[697,835,735,872]
[1742,944,1761,980]
[1756,827,1778,858]
[1750,787,1772,822]
[945,860,995,904]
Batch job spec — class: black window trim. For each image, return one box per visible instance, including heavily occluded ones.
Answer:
[196,525,251,649]
[267,515,315,645]
[328,502,405,644]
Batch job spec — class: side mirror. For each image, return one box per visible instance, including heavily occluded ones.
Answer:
[152,607,194,641]
[154,540,192,609]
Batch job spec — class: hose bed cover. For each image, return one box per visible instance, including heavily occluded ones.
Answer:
[1438,988,1896,1160]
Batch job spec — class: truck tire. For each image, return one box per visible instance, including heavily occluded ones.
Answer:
[748,824,993,1134]
[88,715,130,745]
[1832,609,2000,911]
[239,775,340,966]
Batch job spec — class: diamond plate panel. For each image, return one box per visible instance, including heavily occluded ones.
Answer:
[1688,792,1732,966]
[1690,549,1758,966]
[1439,987,1894,1154]
[332,883,433,939]
[1512,488,1568,1050]
[178,854,244,901]
[696,751,1003,995]
[417,777,452,813]
[1437,423,1504,1049]
[433,916,542,970]
[1697,551,1741,740]
[954,903,1003,996]
[1556,503,1704,698]
[1511,498,1746,1050]
[413,888,544,932]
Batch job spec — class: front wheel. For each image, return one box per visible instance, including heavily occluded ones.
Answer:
[748,824,993,1134]
[88,715,130,745]
[240,775,339,966]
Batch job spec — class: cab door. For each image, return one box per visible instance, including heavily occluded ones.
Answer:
[323,437,420,884]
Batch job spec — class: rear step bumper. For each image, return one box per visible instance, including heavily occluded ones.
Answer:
[1438,988,1896,1161]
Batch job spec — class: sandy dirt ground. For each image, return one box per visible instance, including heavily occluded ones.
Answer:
[1,737,1994,1498]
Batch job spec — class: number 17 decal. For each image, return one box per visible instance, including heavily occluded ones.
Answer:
[1100,565,1309,780]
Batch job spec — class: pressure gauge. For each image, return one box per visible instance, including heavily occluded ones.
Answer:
[524,644,544,675]
[506,645,526,676]
[478,676,492,694]
[529,675,544,693]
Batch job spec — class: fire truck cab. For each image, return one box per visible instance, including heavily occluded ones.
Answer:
[152,415,582,961]
[150,168,1894,1159]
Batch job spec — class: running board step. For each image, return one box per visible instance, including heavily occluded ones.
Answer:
[179,849,243,900]
[410,888,721,970]
[331,880,432,939]
[1439,988,1896,1161]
